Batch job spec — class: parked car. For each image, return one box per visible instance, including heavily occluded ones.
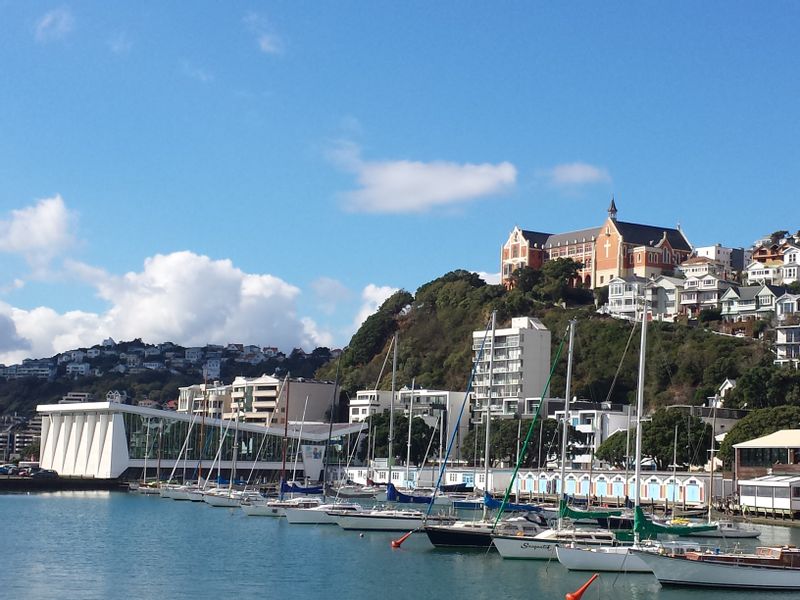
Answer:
[31,469,59,480]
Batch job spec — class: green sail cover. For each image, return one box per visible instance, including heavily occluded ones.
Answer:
[633,505,717,537]
[558,499,623,521]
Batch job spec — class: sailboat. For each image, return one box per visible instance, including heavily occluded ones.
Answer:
[555,302,715,572]
[492,319,621,559]
[424,312,508,549]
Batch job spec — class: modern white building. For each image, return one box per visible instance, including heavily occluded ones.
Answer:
[552,402,631,469]
[472,316,551,419]
[228,375,337,426]
[37,401,364,480]
[693,244,750,275]
[177,381,232,419]
[348,389,394,423]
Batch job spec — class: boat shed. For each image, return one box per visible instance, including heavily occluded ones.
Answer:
[737,475,800,518]
[733,429,800,481]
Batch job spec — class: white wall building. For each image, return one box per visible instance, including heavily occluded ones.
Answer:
[607,276,647,320]
[775,325,800,368]
[472,316,551,419]
[349,390,394,423]
[646,275,684,321]
[552,402,631,470]
[228,375,337,426]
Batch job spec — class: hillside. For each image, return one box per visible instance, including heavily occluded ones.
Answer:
[317,269,770,410]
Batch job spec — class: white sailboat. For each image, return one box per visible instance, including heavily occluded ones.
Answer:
[556,302,714,572]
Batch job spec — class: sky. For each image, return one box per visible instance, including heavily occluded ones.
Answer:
[1,3,799,365]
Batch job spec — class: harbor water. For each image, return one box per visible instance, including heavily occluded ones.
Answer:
[3,491,800,599]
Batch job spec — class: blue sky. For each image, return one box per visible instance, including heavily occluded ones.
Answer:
[1,3,799,363]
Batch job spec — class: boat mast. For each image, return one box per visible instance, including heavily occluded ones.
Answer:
[670,423,678,514]
[387,333,398,490]
[557,319,576,531]
[322,356,341,501]
[624,403,632,502]
[708,400,718,524]
[280,374,291,490]
[482,310,497,521]
[143,416,151,484]
[633,298,649,541]
[405,378,415,486]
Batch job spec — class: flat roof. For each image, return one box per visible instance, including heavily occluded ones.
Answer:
[733,429,800,449]
[739,475,800,487]
[37,401,366,442]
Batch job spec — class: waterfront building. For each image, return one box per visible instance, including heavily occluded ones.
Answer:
[37,401,363,480]
[472,316,551,420]
[349,390,394,423]
[500,200,692,289]
[227,375,336,426]
[177,381,231,419]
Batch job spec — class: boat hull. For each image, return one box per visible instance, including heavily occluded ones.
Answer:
[337,514,424,531]
[634,550,800,590]
[556,545,650,573]
[424,524,494,548]
[241,503,287,517]
[492,535,559,560]
[203,493,241,508]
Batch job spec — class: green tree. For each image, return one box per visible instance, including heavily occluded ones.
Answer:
[640,408,712,470]
[509,266,542,294]
[718,406,800,467]
[536,259,584,303]
[596,429,630,468]
[461,418,574,468]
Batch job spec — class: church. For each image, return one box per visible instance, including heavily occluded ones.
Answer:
[500,200,692,289]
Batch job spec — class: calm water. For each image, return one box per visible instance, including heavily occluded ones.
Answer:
[2,492,800,599]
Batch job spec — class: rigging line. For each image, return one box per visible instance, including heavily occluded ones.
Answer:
[493,324,571,528]
[366,337,395,473]
[603,318,639,405]
[422,313,494,521]
[244,375,289,487]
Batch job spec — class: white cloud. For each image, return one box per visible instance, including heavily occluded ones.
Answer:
[243,12,283,55]
[310,277,352,315]
[474,271,501,285]
[0,195,77,274]
[35,8,74,43]
[544,162,612,187]
[0,251,330,364]
[329,141,516,214]
[180,60,214,84]
[352,284,398,330]
[108,32,132,55]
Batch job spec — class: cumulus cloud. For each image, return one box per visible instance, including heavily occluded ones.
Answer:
[474,271,501,285]
[0,251,333,364]
[35,8,75,43]
[310,277,352,315]
[329,141,516,213]
[243,12,283,55]
[352,284,399,330]
[0,195,77,274]
[543,162,612,188]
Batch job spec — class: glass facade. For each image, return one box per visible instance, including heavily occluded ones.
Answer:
[122,412,329,464]
[739,447,790,467]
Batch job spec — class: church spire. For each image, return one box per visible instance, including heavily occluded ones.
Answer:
[608,196,618,221]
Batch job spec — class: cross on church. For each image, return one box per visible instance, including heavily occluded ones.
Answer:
[604,238,611,258]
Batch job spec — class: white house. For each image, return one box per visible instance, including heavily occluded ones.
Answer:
[745,260,781,285]
[66,362,92,377]
[606,276,647,320]
[781,244,800,285]
[646,275,684,321]
[679,273,732,318]
[777,293,800,322]
[775,325,800,368]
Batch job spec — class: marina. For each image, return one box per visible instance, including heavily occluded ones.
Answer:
[2,490,800,599]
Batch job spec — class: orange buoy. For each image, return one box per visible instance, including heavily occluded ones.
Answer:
[566,573,598,600]
[391,530,414,548]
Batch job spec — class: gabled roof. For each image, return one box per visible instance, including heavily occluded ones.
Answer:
[518,229,552,248]
[544,227,601,249]
[733,429,800,449]
[760,284,787,297]
[613,221,691,252]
